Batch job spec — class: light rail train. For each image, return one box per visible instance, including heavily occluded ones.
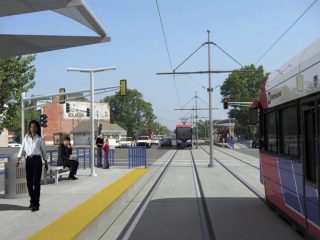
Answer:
[252,39,320,239]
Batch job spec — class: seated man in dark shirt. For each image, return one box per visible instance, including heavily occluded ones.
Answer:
[58,136,79,180]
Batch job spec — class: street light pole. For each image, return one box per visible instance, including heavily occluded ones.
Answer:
[68,67,116,177]
[207,30,214,167]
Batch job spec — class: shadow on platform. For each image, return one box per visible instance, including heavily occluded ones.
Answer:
[0,203,29,211]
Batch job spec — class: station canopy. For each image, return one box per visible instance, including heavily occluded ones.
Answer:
[0,0,110,58]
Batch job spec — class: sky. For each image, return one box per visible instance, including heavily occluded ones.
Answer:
[1,0,319,130]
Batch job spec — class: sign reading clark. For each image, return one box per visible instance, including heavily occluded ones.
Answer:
[63,101,110,120]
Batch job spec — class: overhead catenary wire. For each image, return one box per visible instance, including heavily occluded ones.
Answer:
[198,96,209,106]
[155,0,181,106]
[255,0,319,65]
[212,43,243,68]
[173,43,206,72]
[180,96,196,109]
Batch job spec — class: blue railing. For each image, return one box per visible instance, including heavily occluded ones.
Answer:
[128,146,147,168]
[0,147,116,173]
[75,147,91,169]
[0,154,12,159]
[47,147,116,169]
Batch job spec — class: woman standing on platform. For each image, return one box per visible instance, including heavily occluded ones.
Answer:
[16,120,48,212]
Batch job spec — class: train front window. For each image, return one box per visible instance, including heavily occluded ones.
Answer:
[176,128,192,142]
[280,106,298,156]
[265,111,277,153]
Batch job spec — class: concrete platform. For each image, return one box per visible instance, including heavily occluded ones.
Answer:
[0,167,133,240]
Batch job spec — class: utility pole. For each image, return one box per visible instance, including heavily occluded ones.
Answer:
[158,30,249,167]
[195,91,198,149]
[97,109,99,129]
[207,30,214,167]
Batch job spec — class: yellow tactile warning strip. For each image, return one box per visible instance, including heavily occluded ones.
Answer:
[29,168,148,240]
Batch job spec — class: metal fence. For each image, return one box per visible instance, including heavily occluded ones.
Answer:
[1,147,119,172]
[47,147,115,169]
[128,146,147,168]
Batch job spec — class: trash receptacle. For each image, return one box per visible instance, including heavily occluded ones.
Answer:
[4,153,28,199]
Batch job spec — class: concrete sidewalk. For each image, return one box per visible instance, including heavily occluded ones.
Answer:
[0,167,131,240]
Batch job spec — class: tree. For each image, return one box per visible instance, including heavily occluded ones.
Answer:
[220,64,265,139]
[0,55,36,134]
[149,121,170,136]
[103,89,156,137]
[10,101,40,142]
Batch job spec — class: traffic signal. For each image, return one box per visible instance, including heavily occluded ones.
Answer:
[223,98,229,109]
[59,88,66,104]
[98,124,102,135]
[40,114,48,128]
[86,108,91,117]
[120,79,127,96]
[66,102,70,113]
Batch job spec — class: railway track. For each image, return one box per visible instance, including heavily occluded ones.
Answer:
[118,149,217,240]
[212,146,260,170]
[200,146,264,201]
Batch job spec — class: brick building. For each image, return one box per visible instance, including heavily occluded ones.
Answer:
[42,97,125,145]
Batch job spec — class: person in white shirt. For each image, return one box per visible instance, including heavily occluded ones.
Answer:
[17,120,48,212]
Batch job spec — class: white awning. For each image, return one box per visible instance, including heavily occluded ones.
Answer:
[0,0,109,58]
[0,34,110,58]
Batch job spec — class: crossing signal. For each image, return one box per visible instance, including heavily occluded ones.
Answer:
[120,79,127,96]
[59,88,66,104]
[66,103,70,113]
[98,124,102,135]
[86,108,90,117]
[223,98,229,109]
[40,114,48,128]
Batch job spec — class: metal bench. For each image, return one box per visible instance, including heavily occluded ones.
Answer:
[43,166,70,184]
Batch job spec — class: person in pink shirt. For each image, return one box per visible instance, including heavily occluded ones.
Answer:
[103,139,110,169]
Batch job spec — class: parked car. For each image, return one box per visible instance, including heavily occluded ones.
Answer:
[8,141,21,147]
[160,138,172,147]
[117,137,133,148]
[108,138,119,149]
[151,138,160,145]
[136,136,152,148]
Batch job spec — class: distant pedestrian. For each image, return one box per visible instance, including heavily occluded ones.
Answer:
[103,139,110,169]
[17,120,48,212]
[58,136,79,180]
[96,134,104,167]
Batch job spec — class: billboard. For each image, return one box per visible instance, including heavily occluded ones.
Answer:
[63,101,110,120]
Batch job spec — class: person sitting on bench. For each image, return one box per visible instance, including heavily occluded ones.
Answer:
[57,137,79,180]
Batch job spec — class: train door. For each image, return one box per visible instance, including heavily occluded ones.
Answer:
[301,99,320,230]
